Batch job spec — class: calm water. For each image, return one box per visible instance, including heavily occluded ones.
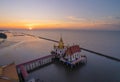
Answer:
[0,30,120,82]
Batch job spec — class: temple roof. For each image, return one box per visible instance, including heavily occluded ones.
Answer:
[60,37,63,43]
[58,36,64,49]
[65,45,81,55]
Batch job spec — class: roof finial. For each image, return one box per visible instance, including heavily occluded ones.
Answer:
[58,34,64,49]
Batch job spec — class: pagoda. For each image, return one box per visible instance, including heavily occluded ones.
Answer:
[52,37,67,58]
[51,37,87,67]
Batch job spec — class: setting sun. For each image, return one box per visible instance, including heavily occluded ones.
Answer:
[0,0,120,31]
[28,27,32,30]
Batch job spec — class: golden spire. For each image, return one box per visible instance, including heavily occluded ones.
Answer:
[54,44,56,48]
[58,36,64,49]
[60,36,63,43]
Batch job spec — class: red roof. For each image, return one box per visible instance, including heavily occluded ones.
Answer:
[66,45,81,55]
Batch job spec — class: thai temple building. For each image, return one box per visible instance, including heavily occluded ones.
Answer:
[53,37,67,58]
[64,45,81,62]
[52,37,87,66]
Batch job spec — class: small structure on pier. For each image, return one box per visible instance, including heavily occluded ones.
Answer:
[52,37,87,67]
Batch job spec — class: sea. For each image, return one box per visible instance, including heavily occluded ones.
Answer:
[0,29,120,82]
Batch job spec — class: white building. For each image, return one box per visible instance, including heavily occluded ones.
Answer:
[64,45,81,62]
[52,37,81,61]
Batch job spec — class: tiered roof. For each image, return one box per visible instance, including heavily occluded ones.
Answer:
[54,37,64,49]
[65,45,81,55]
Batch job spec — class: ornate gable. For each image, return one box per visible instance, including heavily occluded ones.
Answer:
[65,45,81,56]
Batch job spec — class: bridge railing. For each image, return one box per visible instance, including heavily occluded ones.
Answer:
[16,54,55,81]
[17,54,55,73]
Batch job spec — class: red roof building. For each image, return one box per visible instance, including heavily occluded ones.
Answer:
[65,45,81,55]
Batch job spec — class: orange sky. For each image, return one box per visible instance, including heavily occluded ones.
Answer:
[0,0,120,30]
[0,21,101,30]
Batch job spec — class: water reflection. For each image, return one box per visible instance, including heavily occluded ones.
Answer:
[0,30,120,82]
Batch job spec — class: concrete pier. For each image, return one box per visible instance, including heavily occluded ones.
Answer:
[81,48,120,62]
[17,55,55,72]
[16,54,55,81]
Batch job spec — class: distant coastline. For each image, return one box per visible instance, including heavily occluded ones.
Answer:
[0,29,8,32]
[1,28,120,32]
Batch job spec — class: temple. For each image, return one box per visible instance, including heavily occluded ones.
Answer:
[53,37,67,58]
[64,45,81,62]
[52,37,87,67]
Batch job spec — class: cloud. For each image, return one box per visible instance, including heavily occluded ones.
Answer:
[66,16,86,21]
[115,16,120,19]
[106,16,120,20]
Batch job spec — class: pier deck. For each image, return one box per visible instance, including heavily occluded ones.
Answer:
[16,54,55,82]
[60,56,87,67]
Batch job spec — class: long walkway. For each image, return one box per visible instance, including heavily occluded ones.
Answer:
[22,32,120,62]
[81,48,120,62]
[8,31,120,62]
[16,54,55,81]
[17,54,55,73]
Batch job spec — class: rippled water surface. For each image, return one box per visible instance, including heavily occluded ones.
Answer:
[0,30,120,82]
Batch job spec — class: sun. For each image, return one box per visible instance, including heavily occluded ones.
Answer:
[28,27,32,30]
[26,24,34,30]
